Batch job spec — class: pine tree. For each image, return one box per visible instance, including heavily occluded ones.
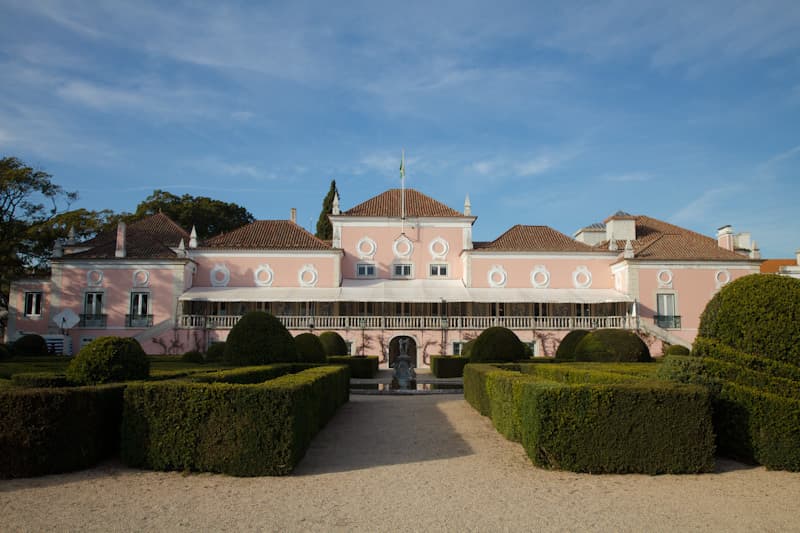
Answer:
[315,180,337,239]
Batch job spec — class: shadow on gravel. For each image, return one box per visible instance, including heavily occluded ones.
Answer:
[293,395,474,475]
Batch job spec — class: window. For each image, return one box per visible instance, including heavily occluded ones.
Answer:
[357,263,376,277]
[655,293,680,329]
[429,264,448,277]
[452,341,464,355]
[393,264,412,278]
[24,292,42,317]
[82,292,106,327]
[345,341,354,356]
[128,292,152,327]
[526,342,538,357]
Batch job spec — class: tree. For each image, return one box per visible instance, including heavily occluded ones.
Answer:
[315,180,337,240]
[1,156,77,335]
[127,190,254,238]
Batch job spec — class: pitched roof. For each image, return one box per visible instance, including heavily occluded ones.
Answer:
[474,225,597,253]
[594,215,755,262]
[344,189,464,217]
[761,259,797,273]
[202,220,331,250]
[67,212,190,260]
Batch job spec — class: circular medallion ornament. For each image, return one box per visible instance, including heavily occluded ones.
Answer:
[357,237,377,259]
[254,264,274,287]
[210,264,230,287]
[298,264,318,287]
[488,265,507,288]
[428,237,449,259]
[572,266,593,289]
[87,270,104,287]
[715,269,731,289]
[393,235,414,258]
[657,269,673,289]
[132,270,150,287]
[530,265,551,288]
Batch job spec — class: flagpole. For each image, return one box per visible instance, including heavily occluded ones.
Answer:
[400,149,406,235]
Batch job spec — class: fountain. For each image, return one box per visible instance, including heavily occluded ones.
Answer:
[392,337,416,389]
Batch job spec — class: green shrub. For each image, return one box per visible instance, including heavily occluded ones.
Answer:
[11,372,71,388]
[181,350,205,364]
[190,364,312,384]
[664,344,691,356]
[573,329,652,362]
[294,333,327,363]
[224,312,297,365]
[693,338,800,382]
[464,363,714,474]
[0,384,125,478]
[327,356,379,378]
[120,365,349,476]
[66,337,149,385]
[205,342,225,362]
[555,330,590,361]
[430,356,470,378]
[469,327,526,363]
[0,344,11,360]
[461,339,475,358]
[697,274,800,366]
[12,334,49,357]
[319,331,348,356]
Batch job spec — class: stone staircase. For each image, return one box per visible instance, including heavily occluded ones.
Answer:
[638,320,692,349]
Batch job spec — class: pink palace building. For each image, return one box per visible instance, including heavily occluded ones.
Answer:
[6,188,763,366]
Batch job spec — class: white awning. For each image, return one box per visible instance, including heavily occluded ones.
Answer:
[179,281,632,304]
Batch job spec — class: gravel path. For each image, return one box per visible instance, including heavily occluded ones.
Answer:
[2,395,800,532]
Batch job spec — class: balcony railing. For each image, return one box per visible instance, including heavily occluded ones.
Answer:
[654,315,682,329]
[79,314,107,328]
[126,314,154,328]
[178,314,634,331]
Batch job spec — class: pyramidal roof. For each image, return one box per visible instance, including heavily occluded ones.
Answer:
[202,220,331,250]
[343,189,464,218]
[474,225,597,252]
[67,212,190,259]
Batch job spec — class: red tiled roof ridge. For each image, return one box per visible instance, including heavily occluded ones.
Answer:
[202,219,332,250]
[344,188,464,217]
[476,224,597,252]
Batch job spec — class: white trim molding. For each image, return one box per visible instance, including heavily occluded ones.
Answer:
[572,266,593,289]
[715,269,731,289]
[298,264,319,287]
[530,265,551,289]
[87,270,104,287]
[429,237,450,260]
[253,264,274,287]
[488,265,508,288]
[657,269,673,289]
[357,236,377,260]
[393,235,414,259]
[210,264,230,287]
[132,270,150,288]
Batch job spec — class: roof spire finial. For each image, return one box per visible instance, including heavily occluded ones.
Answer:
[189,225,198,248]
[464,194,471,216]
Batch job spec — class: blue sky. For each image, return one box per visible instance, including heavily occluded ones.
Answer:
[1,1,799,257]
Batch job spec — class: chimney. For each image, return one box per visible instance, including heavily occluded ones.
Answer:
[115,222,126,258]
[53,239,63,258]
[796,249,800,266]
[464,194,472,216]
[623,239,634,259]
[605,211,636,243]
[290,208,297,223]
[189,226,198,248]
[717,225,734,251]
[749,240,761,260]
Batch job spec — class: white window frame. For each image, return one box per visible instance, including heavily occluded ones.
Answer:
[452,341,464,355]
[429,263,449,278]
[84,291,104,316]
[656,292,677,317]
[24,292,43,317]
[392,263,413,279]
[356,263,377,278]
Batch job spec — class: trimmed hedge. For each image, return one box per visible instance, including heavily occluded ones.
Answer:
[205,342,225,362]
[295,333,327,363]
[430,356,470,378]
[11,372,71,388]
[469,327,526,363]
[464,363,715,474]
[555,330,589,361]
[66,336,149,385]
[573,329,652,362]
[224,311,298,365]
[693,338,800,382]
[697,274,800,366]
[0,344,11,360]
[181,350,204,364]
[120,365,349,476]
[0,384,125,478]
[189,364,314,384]
[664,344,690,356]
[327,356,379,378]
[12,334,49,357]
[319,331,348,356]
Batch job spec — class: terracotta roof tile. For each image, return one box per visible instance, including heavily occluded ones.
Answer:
[344,189,464,217]
[67,213,189,259]
[202,220,331,250]
[593,215,755,262]
[475,225,597,253]
[760,259,796,273]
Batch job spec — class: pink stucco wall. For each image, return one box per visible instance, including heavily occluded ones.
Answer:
[339,225,465,281]
[192,255,339,288]
[9,280,52,337]
[469,257,615,289]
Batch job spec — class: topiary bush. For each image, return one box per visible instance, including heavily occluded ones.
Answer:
[294,333,327,363]
[697,274,800,366]
[664,344,691,356]
[469,327,526,363]
[12,334,49,357]
[224,311,298,365]
[573,329,652,362]
[0,344,11,360]
[319,331,348,356]
[181,350,204,364]
[461,338,476,358]
[66,337,149,385]
[555,330,590,361]
[205,342,225,362]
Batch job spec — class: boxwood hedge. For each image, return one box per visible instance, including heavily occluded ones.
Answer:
[327,356,379,378]
[464,363,715,474]
[11,372,71,388]
[430,356,470,378]
[120,365,349,476]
